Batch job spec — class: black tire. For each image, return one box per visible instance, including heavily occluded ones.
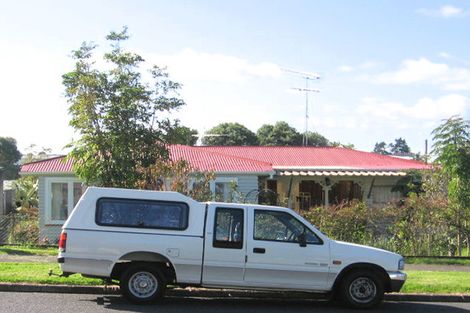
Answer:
[339,270,384,309]
[120,263,166,304]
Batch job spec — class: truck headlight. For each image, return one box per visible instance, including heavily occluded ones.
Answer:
[398,258,405,270]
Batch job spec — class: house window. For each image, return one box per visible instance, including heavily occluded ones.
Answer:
[211,178,238,202]
[51,183,68,220]
[329,181,362,205]
[45,177,85,224]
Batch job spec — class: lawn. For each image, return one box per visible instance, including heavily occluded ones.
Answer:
[0,245,57,257]
[0,262,469,294]
[0,262,102,285]
[401,271,470,294]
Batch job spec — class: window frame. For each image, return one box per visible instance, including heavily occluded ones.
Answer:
[44,177,84,225]
[95,197,190,231]
[253,209,323,245]
[212,207,244,249]
[210,177,238,202]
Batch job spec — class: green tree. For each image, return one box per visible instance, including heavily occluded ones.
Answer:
[304,131,330,147]
[432,115,470,255]
[373,141,390,155]
[202,122,258,146]
[257,121,302,146]
[0,137,22,179]
[21,144,52,164]
[168,125,198,146]
[389,137,411,154]
[63,27,185,188]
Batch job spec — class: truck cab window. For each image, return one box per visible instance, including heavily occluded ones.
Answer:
[254,210,321,244]
[213,208,244,249]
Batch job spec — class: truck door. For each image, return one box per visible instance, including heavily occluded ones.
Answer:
[244,209,330,290]
[202,205,247,286]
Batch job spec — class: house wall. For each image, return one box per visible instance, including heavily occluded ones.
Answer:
[210,174,259,202]
[38,176,60,243]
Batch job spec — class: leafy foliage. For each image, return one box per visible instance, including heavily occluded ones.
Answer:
[137,159,215,202]
[0,137,22,179]
[13,177,38,209]
[20,145,52,164]
[373,141,390,155]
[302,169,463,256]
[389,137,411,154]
[431,115,470,255]
[202,122,258,146]
[373,138,411,155]
[63,27,185,188]
[257,121,302,146]
[304,131,330,147]
[168,125,198,146]
[7,209,39,244]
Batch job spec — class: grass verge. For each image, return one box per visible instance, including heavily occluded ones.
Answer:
[406,257,470,266]
[1,262,470,294]
[0,263,102,285]
[401,271,470,294]
[0,245,57,257]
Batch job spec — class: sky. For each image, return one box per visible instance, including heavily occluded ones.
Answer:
[0,0,469,155]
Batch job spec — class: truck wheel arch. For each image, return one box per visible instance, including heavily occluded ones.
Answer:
[332,263,390,293]
[111,251,177,284]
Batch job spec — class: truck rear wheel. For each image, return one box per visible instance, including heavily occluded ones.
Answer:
[339,270,384,309]
[120,263,166,304]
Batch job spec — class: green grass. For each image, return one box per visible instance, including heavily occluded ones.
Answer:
[401,271,470,294]
[406,257,470,266]
[0,262,469,294]
[0,262,103,285]
[0,245,58,257]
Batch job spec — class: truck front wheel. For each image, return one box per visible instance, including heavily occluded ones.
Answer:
[339,270,384,309]
[120,263,166,304]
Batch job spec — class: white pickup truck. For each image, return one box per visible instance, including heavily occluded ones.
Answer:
[58,187,406,308]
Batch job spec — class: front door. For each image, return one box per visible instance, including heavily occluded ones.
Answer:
[202,205,247,286]
[244,209,330,290]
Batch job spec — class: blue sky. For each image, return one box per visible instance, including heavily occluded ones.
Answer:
[0,0,469,154]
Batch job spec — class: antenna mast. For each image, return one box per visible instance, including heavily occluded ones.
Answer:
[283,68,320,146]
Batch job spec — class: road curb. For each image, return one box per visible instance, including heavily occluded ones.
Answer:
[1,283,470,302]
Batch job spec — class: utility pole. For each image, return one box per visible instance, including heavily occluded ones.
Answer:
[283,68,320,146]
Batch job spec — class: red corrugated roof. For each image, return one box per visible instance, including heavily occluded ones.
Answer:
[195,146,430,170]
[20,156,74,174]
[20,145,430,174]
[169,145,273,172]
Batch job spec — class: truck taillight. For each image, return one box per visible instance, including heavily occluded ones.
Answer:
[58,232,67,252]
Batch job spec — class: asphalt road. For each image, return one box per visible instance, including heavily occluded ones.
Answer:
[1,292,470,313]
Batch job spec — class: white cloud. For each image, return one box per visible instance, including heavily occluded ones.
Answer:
[337,61,378,73]
[338,65,354,72]
[144,48,282,83]
[357,94,469,121]
[374,58,470,91]
[416,5,466,18]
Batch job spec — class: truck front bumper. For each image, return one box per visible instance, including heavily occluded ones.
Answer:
[387,271,407,292]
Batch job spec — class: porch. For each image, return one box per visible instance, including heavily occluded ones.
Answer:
[260,170,406,211]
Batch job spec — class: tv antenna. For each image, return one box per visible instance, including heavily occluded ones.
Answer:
[283,68,321,146]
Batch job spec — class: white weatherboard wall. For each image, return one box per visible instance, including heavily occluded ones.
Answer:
[38,176,69,243]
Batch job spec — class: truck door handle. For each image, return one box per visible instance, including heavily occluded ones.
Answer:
[253,247,266,254]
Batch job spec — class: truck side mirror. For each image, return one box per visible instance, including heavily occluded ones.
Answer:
[298,233,307,247]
